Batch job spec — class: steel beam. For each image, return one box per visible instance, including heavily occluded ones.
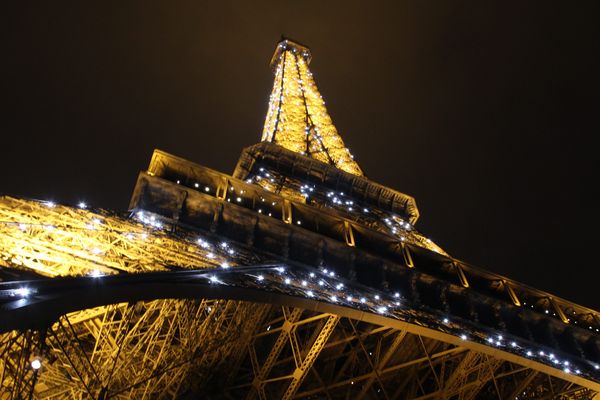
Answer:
[281,315,339,400]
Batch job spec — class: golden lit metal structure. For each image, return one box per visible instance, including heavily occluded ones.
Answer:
[1,39,599,399]
[262,39,363,176]
[0,197,221,278]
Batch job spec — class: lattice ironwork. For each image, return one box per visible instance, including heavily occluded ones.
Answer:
[0,196,263,279]
[1,292,598,398]
[261,39,363,176]
[1,39,598,399]
[1,300,270,398]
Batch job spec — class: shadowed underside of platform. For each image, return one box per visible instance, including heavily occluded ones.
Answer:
[2,298,596,399]
[1,186,599,398]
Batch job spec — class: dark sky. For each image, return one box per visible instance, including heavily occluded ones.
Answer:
[2,2,598,309]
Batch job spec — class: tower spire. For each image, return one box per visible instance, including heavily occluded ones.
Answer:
[261,39,363,176]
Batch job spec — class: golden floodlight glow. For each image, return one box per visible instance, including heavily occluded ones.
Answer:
[1,38,598,400]
[261,39,363,176]
[0,196,224,278]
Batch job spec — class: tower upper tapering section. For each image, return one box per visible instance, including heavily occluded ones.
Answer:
[261,39,363,176]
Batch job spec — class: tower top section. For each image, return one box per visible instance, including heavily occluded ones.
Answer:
[261,39,363,176]
[270,38,312,69]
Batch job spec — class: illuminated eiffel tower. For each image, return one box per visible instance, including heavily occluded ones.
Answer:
[1,38,599,399]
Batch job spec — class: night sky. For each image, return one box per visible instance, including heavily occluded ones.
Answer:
[2,2,598,309]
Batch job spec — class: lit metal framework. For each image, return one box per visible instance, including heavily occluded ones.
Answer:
[261,39,363,176]
[1,38,599,399]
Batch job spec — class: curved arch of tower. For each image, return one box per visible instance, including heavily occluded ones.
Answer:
[1,39,598,399]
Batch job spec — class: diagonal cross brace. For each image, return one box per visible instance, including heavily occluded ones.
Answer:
[281,315,340,400]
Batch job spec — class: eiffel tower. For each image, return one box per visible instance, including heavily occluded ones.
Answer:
[1,38,598,399]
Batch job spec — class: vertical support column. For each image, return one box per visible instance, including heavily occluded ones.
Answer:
[401,243,414,268]
[504,281,521,307]
[282,199,293,224]
[454,262,470,288]
[246,308,303,400]
[343,221,355,247]
[216,177,228,200]
[549,298,569,324]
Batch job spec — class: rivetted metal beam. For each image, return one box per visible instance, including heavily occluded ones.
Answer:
[508,370,538,400]
[356,330,407,399]
[246,307,303,400]
[281,315,339,400]
[1,270,599,392]
[295,346,468,398]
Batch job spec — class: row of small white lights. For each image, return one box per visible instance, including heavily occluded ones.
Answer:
[323,191,417,244]
[326,191,365,213]
[173,166,415,246]
[13,200,600,375]
[383,217,413,233]
[27,208,600,340]
[46,200,89,210]
[153,181,442,257]
[9,235,600,377]
[136,211,239,270]
[176,179,269,210]
[15,200,97,230]
[253,167,277,184]
[172,170,309,227]
[14,200,600,333]
[203,263,599,377]
[240,175,434,254]
[482,334,594,375]
[523,301,600,332]
[206,265,399,315]
[20,201,600,331]
[48,201,236,266]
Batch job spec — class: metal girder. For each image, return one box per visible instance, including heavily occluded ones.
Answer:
[0,198,598,397]
[0,299,268,398]
[281,314,340,400]
[295,344,467,398]
[356,330,407,399]
[498,371,597,400]
[247,307,304,400]
[261,40,363,176]
[233,308,341,399]
[2,301,598,399]
[508,370,538,399]
[438,350,504,399]
[0,197,222,277]
[0,330,44,400]
[394,337,449,399]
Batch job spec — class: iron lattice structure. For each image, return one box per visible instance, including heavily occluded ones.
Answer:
[1,39,599,399]
[261,39,363,176]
